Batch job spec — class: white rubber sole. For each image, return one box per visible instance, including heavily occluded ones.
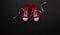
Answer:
[22,18,28,21]
[33,18,39,22]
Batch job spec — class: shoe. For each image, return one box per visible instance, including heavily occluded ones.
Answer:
[31,4,40,22]
[21,4,29,21]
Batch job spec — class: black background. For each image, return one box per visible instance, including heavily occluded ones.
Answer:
[1,0,60,35]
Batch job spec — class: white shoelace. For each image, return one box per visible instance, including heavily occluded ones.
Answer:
[13,8,23,19]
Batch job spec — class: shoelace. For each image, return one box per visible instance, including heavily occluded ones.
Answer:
[40,2,47,13]
[24,11,27,15]
[33,10,38,17]
[13,8,23,19]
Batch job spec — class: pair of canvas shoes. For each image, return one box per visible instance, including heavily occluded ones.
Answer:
[13,2,47,22]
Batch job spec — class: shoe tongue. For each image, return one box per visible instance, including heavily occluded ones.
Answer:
[33,11,37,17]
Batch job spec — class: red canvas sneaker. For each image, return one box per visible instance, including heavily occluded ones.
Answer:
[31,4,40,21]
[21,4,29,21]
